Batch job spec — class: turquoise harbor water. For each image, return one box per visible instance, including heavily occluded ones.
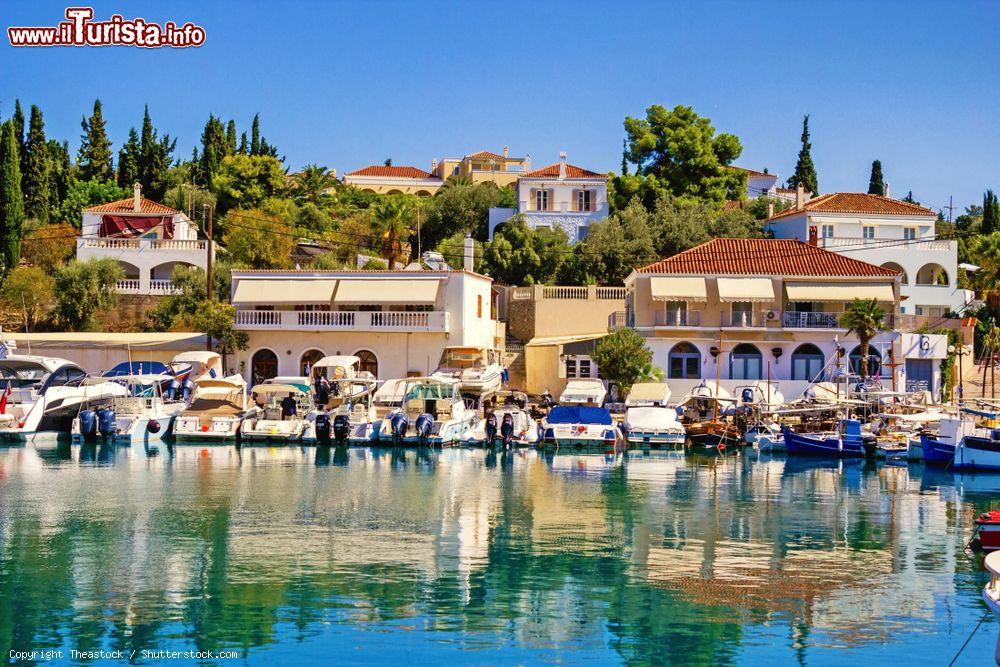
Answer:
[0,442,996,665]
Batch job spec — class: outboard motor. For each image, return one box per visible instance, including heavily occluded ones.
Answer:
[333,414,352,446]
[484,413,498,446]
[78,409,98,442]
[181,378,195,402]
[500,412,515,448]
[390,413,409,446]
[165,377,180,401]
[314,412,332,446]
[415,413,434,446]
[96,407,116,442]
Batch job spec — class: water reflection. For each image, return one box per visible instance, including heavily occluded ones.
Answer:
[0,444,995,664]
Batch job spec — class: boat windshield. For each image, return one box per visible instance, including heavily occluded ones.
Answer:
[404,382,455,402]
[0,362,50,388]
[438,349,485,370]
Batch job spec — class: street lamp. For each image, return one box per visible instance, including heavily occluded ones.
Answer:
[948,343,968,404]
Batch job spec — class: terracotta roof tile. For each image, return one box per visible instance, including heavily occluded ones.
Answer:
[768,192,936,220]
[465,150,506,160]
[523,163,605,178]
[83,197,180,215]
[345,165,437,179]
[635,238,899,277]
[729,166,775,178]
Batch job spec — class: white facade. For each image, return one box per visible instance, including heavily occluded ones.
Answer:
[488,154,609,243]
[766,197,972,317]
[76,184,210,295]
[230,269,500,385]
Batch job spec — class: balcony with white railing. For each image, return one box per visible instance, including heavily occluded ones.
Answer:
[116,279,141,293]
[77,237,209,252]
[721,311,766,328]
[654,310,701,327]
[783,310,895,330]
[818,237,952,252]
[235,309,450,333]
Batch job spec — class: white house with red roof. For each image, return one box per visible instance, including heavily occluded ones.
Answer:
[624,238,949,399]
[765,192,973,318]
[488,152,609,242]
[342,165,444,196]
[729,166,799,203]
[76,184,211,295]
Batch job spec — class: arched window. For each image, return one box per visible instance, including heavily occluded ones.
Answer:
[251,349,278,386]
[881,262,908,285]
[668,342,700,379]
[916,263,949,286]
[300,349,325,376]
[118,261,140,279]
[849,345,882,377]
[791,343,825,381]
[730,343,763,380]
[355,349,378,377]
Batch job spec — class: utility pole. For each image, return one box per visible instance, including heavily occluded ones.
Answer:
[944,196,957,224]
[205,204,214,301]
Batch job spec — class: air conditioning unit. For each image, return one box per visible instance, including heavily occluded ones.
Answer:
[765,310,778,321]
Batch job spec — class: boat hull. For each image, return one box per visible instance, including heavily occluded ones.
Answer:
[920,434,955,466]
[782,426,864,458]
[978,523,1000,551]
[626,430,686,447]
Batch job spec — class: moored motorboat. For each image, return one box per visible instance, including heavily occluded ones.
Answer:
[173,376,250,442]
[375,376,474,446]
[310,355,376,406]
[241,384,312,443]
[432,346,504,396]
[73,373,185,445]
[539,405,623,451]
[782,419,867,458]
[306,377,380,446]
[558,379,608,407]
[981,550,1000,664]
[975,510,1000,552]
[623,406,686,447]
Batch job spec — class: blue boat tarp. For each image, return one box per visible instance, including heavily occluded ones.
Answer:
[103,361,170,377]
[547,406,613,426]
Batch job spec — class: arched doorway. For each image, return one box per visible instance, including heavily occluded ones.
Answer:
[791,343,825,381]
[730,343,763,380]
[300,349,324,376]
[355,349,378,377]
[849,345,882,377]
[251,348,278,386]
[667,342,700,379]
[881,261,908,285]
[916,263,949,286]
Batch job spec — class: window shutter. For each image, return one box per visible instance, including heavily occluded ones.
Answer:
[571,189,579,211]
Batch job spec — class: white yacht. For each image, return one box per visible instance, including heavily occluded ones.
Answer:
[558,379,608,407]
[622,382,685,447]
[241,384,313,443]
[311,355,377,406]
[432,346,504,396]
[72,373,185,445]
[468,391,538,447]
[376,376,475,446]
[173,376,250,442]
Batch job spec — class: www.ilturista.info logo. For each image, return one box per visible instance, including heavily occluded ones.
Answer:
[8,7,205,48]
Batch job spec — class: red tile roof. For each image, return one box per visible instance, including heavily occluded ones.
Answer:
[523,163,605,178]
[729,166,775,179]
[345,165,436,179]
[635,238,900,277]
[84,197,180,215]
[465,150,506,160]
[768,192,936,220]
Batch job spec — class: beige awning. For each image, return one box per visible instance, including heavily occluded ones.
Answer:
[785,282,895,302]
[333,279,440,304]
[232,278,337,304]
[716,277,776,302]
[649,276,707,302]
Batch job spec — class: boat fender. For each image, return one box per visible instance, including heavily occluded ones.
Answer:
[79,409,98,441]
[147,419,161,434]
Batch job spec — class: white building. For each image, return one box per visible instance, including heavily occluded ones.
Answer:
[488,153,609,242]
[230,257,501,385]
[76,184,211,295]
[624,238,949,400]
[341,165,443,196]
[730,166,798,202]
[766,191,972,317]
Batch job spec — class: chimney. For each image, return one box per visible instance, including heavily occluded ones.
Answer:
[767,200,775,218]
[431,158,438,172]
[795,182,804,210]
[463,234,474,272]
[329,168,336,179]
[133,182,141,212]
[808,226,818,246]
[503,145,509,158]
[884,181,890,198]
[558,151,567,179]
[524,154,531,172]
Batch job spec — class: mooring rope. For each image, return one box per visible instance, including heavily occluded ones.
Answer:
[947,611,991,667]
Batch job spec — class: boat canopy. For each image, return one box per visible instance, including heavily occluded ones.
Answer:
[374,379,407,404]
[547,406,613,426]
[560,379,608,404]
[684,380,733,402]
[195,377,246,390]
[103,361,170,377]
[314,355,360,369]
[626,382,671,407]
[625,406,680,429]
[251,384,306,396]
[172,351,222,370]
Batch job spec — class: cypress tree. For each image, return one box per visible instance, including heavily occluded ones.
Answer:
[984,190,999,235]
[621,138,629,176]
[903,190,915,203]
[199,115,226,186]
[138,106,175,199]
[46,140,71,222]
[250,114,261,156]
[23,105,50,223]
[0,122,26,271]
[77,99,114,182]
[11,100,25,158]
[117,128,141,190]
[238,132,248,155]
[225,120,237,155]
[867,160,885,195]
[788,114,818,195]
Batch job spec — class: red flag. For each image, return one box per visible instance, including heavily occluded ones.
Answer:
[0,381,10,414]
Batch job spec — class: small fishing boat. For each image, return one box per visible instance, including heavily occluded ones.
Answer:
[558,379,608,407]
[173,376,250,442]
[974,511,1000,552]
[539,405,623,451]
[376,376,475,446]
[432,346,504,396]
[241,384,312,443]
[919,416,970,466]
[782,419,868,458]
[677,380,739,450]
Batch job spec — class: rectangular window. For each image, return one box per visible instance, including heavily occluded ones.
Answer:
[577,190,592,212]
[477,295,483,318]
[903,227,916,240]
[731,301,753,327]
[565,355,596,379]
[576,226,589,242]
[535,190,549,211]
[862,225,875,239]
[821,224,835,238]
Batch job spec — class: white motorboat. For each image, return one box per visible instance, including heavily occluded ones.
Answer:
[164,351,225,402]
[311,355,376,406]
[623,406,685,447]
[468,391,537,447]
[539,405,623,450]
[241,384,313,443]
[432,346,504,396]
[559,379,608,407]
[376,376,475,446]
[309,377,380,445]
[172,376,250,442]
[72,373,185,445]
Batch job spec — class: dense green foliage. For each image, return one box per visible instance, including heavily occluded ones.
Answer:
[983,189,998,235]
[23,106,50,223]
[52,258,124,330]
[0,122,25,272]
[867,160,885,195]
[1,265,54,329]
[839,299,886,379]
[77,100,113,183]
[592,328,654,395]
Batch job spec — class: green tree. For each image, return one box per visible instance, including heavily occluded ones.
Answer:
[592,328,654,396]
[221,208,294,269]
[211,154,286,213]
[983,189,999,236]
[198,115,227,186]
[434,232,483,272]
[482,217,569,285]
[250,114,261,155]
[788,114,818,195]
[53,258,124,330]
[238,132,248,155]
[1,265,54,329]
[57,180,129,227]
[46,140,72,222]
[291,164,337,205]
[564,200,657,285]
[191,301,248,372]
[0,121,25,272]
[969,233,1000,292]
[21,222,77,272]
[624,104,744,205]
[22,105,50,223]
[372,199,412,267]
[138,106,176,199]
[867,160,885,195]
[77,99,114,182]
[146,264,228,331]
[11,100,25,159]
[225,120,237,155]
[425,181,504,245]
[116,128,141,190]
[839,298,886,379]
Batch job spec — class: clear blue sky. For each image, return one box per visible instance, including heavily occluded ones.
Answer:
[2,0,997,214]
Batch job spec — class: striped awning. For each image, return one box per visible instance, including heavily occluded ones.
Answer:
[785,282,895,303]
[716,277,776,302]
[649,276,707,302]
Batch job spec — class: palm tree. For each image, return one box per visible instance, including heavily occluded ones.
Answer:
[292,164,337,204]
[372,199,411,268]
[439,175,473,192]
[840,298,886,379]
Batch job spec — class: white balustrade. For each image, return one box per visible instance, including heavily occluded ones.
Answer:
[234,310,448,332]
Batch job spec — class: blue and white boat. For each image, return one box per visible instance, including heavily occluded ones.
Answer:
[952,408,1000,470]
[782,419,867,458]
[540,406,623,450]
[73,373,186,445]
